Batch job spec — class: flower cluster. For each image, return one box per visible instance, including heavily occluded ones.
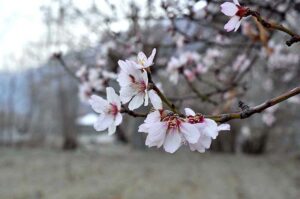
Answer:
[88,48,231,153]
[76,65,117,103]
[139,108,230,153]
[166,51,207,84]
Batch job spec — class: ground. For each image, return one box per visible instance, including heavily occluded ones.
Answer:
[0,146,299,199]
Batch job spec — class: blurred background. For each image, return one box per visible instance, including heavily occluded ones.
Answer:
[0,0,300,198]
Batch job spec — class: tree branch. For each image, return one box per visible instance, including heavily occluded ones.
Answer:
[205,86,300,123]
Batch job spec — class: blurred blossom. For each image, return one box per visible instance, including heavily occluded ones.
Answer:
[262,105,279,126]
[262,78,274,92]
[232,54,250,71]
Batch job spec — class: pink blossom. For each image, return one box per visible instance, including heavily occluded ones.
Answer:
[89,87,122,135]
[184,69,196,82]
[220,0,248,32]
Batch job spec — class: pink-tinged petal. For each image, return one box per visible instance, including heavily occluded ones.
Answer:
[89,95,109,113]
[94,114,113,131]
[224,16,240,32]
[218,123,230,131]
[233,0,240,6]
[148,90,162,110]
[108,124,116,135]
[180,123,200,144]
[145,48,156,67]
[106,87,120,107]
[190,143,206,153]
[184,108,196,116]
[114,113,123,126]
[220,2,238,16]
[234,19,242,32]
[163,129,182,153]
[128,93,144,110]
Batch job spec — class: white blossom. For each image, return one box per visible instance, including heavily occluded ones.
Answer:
[221,0,247,32]
[117,60,162,110]
[184,108,230,153]
[139,110,200,153]
[135,48,156,70]
[89,87,122,135]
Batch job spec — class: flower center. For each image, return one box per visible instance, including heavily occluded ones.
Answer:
[109,103,119,117]
[162,115,183,130]
[186,114,204,124]
[236,6,248,18]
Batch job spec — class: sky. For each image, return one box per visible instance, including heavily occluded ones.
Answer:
[0,0,207,71]
[0,0,51,71]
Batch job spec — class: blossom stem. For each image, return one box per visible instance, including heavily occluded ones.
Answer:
[147,71,179,113]
[205,86,300,123]
[121,105,147,117]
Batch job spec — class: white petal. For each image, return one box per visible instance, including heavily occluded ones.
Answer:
[218,123,231,131]
[224,16,240,32]
[180,123,200,144]
[144,110,161,123]
[106,87,120,106]
[146,122,167,148]
[148,90,162,110]
[108,124,116,135]
[198,135,212,148]
[163,129,182,153]
[138,123,149,133]
[117,71,131,86]
[89,95,109,113]
[202,119,219,139]
[128,93,144,110]
[94,114,113,131]
[144,90,149,106]
[184,108,196,116]
[220,2,238,16]
[120,86,136,104]
[138,52,147,63]
[142,71,148,85]
[114,113,123,126]
[145,48,156,67]
[233,0,240,6]
[234,19,242,32]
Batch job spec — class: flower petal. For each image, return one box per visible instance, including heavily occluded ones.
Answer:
[233,0,240,6]
[128,93,144,110]
[184,108,196,116]
[163,129,182,153]
[94,114,113,131]
[180,123,200,144]
[220,2,238,16]
[224,16,240,32]
[148,90,162,110]
[108,124,116,135]
[114,112,123,126]
[145,48,156,67]
[89,95,109,113]
[106,87,120,107]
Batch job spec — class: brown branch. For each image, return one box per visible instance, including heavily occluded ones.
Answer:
[246,10,300,46]
[121,106,147,118]
[205,86,300,123]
